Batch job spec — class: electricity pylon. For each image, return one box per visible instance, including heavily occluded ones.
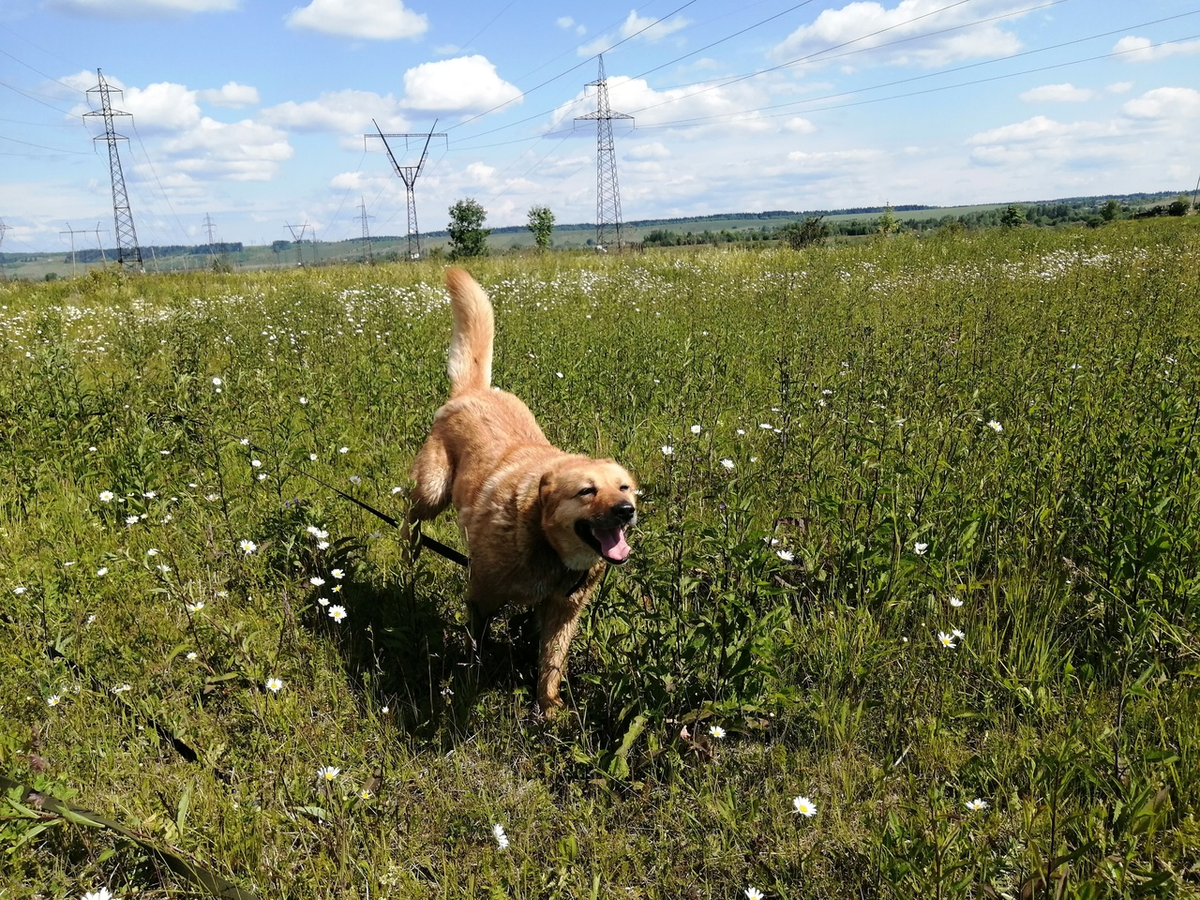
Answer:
[359,197,374,263]
[366,120,446,260]
[284,222,309,266]
[85,69,143,272]
[575,55,633,250]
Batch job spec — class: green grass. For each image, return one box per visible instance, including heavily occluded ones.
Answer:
[2,220,1200,899]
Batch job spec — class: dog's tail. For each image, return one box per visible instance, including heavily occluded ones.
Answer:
[445,267,494,396]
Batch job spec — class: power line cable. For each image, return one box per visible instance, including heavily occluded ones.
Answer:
[446,0,702,132]
[449,0,1020,150]
[634,31,1200,130]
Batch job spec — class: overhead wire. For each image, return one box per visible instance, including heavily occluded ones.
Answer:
[629,27,1200,130]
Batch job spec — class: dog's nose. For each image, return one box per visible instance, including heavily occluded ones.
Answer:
[611,501,635,523]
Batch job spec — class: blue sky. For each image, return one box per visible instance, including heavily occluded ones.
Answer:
[2,0,1199,253]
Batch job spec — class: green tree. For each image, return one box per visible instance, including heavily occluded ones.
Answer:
[526,205,555,249]
[778,216,828,249]
[876,203,898,235]
[447,198,490,260]
[1000,204,1027,228]
[1168,197,1189,217]
[1101,199,1120,222]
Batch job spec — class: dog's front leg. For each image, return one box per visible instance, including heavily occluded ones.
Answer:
[536,593,586,713]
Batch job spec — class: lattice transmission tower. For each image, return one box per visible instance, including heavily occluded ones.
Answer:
[576,55,633,251]
[366,120,446,260]
[85,69,143,272]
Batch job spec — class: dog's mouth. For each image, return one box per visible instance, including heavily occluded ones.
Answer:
[576,520,632,565]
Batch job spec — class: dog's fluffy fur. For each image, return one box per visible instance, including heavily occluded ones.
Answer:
[410,267,637,712]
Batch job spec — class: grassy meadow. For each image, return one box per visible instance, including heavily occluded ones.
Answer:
[2,220,1200,899]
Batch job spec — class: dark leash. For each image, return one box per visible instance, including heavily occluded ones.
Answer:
[227,433,470,568]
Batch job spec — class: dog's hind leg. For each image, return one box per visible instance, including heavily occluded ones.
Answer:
[408,436,453,522]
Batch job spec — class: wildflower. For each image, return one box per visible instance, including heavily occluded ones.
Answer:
[358,788,373,800]
[124,515,139,526]
[339,446,349,454]
[746,889,764,900]
[914,541,928,555]
[759,423,773,429]
[111,683,131,694]
[492,823,510,850]
[317,597,330,607]
[266,677,284,693]
[146,548,159,556]
[348,475,361,485]
[331,568,345,580]
[97,565,110,578]
[310,576,326,587]
[47,694,61,707]
[690,425,701,434]
[99,490,114,503]
[776,549,795,562]
[82,889,116,900]
[318,766,340,782]
[965,798,988,811]
[212,376,222,387]
[949,596,963,607]
[205,493,220,502]
[390,486,404,495]
[709,725,726,739]
[299,396,307,405]
[239,539,258,555]
[309,453,319,461]
[661,445,674,456]
[937,632,957,649]
[186,652,198,661]
[952,628,965,640]
[13,586,26,595]
[720,458,734,470]
[792,795,817,817]
[250,459,262,468]
[328,605,347,623]
[987,420,1003,433]
[239,438,250,446]
[317,541,330,550]
[556,372,564,378]
[186,601,205,612]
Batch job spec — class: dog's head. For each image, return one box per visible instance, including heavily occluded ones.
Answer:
[539,457,638,571]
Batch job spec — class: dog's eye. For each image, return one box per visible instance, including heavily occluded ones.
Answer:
[619,485,630,492]
[577,486,597,497]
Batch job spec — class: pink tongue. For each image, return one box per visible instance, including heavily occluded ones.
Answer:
[594,526,630,563]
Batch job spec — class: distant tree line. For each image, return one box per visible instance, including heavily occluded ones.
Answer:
[59,243,245,264]
[638,193,1193,248]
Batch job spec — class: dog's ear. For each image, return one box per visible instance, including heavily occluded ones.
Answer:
[537,470,556,508]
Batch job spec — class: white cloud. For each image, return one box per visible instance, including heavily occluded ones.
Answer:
[1113,35,1200,63]
[199,82,260,108]
[783,116,817,134]
[160,118,293,181]
[785,147,886,172]
[263,90,402,134]
[626,142,670,160]
[286,0,427,40]
[556,15,585,34]
[1122,87,1200,120]
[400,56,522,114]
[1107,82,1133,94]
[968,115,1062,144]
[579,9,690,56]
[47,0,237,15]
[552,74,770,134]
[1020,83,1094,103]
[773,0,1031,68]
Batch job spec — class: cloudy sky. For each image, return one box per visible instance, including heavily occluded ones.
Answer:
[2,0,1198,252]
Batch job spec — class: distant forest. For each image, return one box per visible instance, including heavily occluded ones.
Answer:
[1,190,1192,266]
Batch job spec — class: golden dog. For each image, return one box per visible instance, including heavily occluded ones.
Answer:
[409,267,637,713]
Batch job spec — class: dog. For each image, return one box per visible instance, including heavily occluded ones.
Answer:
[409,267,637,713]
